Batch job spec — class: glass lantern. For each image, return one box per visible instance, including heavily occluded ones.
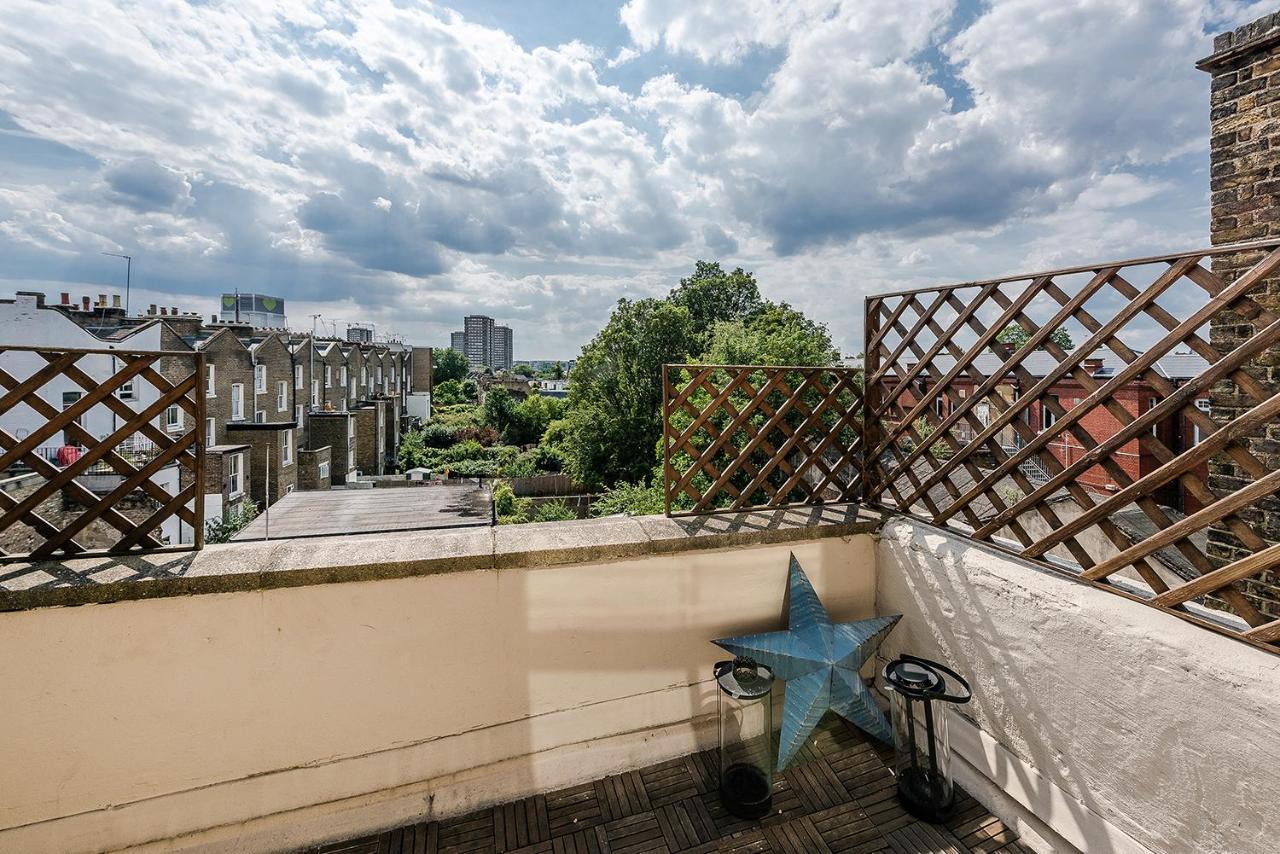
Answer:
[882,655,972,822]
[714,657,775,820]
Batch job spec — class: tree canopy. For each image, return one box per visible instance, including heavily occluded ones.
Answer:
[668,261,763,345]
[556,260,834,490]
[703,302,836,366]
[433,348,469,383]
[558,298,696,487]
[996,324,1074,352]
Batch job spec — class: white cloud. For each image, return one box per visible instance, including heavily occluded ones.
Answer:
[0,0,1254,356]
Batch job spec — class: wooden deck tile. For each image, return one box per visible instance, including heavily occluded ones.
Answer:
[313,716,1025,854]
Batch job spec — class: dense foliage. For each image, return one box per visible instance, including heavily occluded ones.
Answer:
[557,261,835,490]
[433,348,470,383]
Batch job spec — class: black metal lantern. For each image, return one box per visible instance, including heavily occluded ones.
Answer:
[882,655,972,822]
[714,657,775,820]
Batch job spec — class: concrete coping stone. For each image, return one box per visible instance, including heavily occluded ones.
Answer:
[0,503,886,612]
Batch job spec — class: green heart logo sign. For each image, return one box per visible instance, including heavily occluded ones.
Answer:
[262,297,278,311]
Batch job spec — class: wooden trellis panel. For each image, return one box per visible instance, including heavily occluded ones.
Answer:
[0,345,205,562]
[663,364,863,516]
[864,238,1280,652]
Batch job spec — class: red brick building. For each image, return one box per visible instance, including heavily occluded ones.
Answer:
[886,347,1211,513]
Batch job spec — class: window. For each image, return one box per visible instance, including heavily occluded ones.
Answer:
[228,452,243,497]
[1193,399,1211,446]
[62,391,83,427]
[348,376,355,397]
[1043,395,1059,430]
[933,396,945,418]
[1150,397,1159,437]
[318,461,329,479]
[206,364,216,397]
[311,379,320,408]
[362,366,368,387]
[281,428,293,467]
[294,364,303,390]
[254,409,266,424]
[231,384,244,421]
[295,404,304,427]
[117,377,137,401]
[277,380,287,412]
[340,366,348,387]
[376,366,383,385]
[325,365,332,388]
[975,402,990,427]
[164,404,182,432]
[347,416,355,451]
[206,417,216,447]
[254,364,266,394]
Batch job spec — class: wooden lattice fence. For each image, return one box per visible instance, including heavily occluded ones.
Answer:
[0,345,205,561]
[662,365,863,516]
[864,239,1280,652]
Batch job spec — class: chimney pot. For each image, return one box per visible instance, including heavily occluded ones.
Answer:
[60,292,70,305]
[149,304,157,315]
[171,306,178,316]
[112,294,121,308]
[97,293,106,307]
[81,296,91,311]
[160,307,168,316]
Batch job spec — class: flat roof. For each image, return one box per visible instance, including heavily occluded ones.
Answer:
[232,483,493,541]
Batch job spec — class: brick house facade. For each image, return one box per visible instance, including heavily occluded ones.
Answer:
[308,412,356,485]
[225,421,298,506]
[1200,12,1280,617]
[194,327,254,446]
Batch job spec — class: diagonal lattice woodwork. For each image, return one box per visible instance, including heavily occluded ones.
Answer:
[864,238,1280,653]
[0,344,205,562]
[663,365,863,516]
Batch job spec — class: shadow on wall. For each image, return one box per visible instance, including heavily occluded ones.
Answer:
[874,517,1280,854]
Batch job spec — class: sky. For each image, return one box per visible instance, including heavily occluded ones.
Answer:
[0,0,1270,358]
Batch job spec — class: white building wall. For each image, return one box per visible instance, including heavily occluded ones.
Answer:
[0,295,164,449]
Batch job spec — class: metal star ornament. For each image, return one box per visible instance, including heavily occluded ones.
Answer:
[714,554,900,771]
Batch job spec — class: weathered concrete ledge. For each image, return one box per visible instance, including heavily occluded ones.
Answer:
[0,503,886,611]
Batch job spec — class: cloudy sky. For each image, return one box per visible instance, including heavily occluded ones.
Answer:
[0,0,1268,357]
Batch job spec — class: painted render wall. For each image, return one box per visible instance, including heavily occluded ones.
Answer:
[876,517,1280,854]
[0,535,877,854]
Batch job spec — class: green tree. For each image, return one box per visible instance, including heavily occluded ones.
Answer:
[461,378,479,401]
[996,324,1073,352]
[503,393,565,446]
[433,348,469,383]
[559,298,696,487]
[511,363,535,377]
[668,261,763,344]
[703,302,836,366]
[483,387,517,433]
[433,378,464,406]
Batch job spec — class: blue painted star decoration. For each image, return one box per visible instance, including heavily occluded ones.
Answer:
[714,554,901,771]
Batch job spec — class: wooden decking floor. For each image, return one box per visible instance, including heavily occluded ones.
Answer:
[309,715,1030,854]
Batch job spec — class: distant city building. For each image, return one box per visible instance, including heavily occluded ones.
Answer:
[347,323,373,344]
[451,316,514,370]
[463,314,494,367]
[493,325,513,372]
[219,293,287,329]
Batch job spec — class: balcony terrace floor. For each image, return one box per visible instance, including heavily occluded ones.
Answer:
[313,714,1028,854]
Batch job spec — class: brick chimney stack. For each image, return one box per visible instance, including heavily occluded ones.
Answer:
[1198,11,1280,617]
